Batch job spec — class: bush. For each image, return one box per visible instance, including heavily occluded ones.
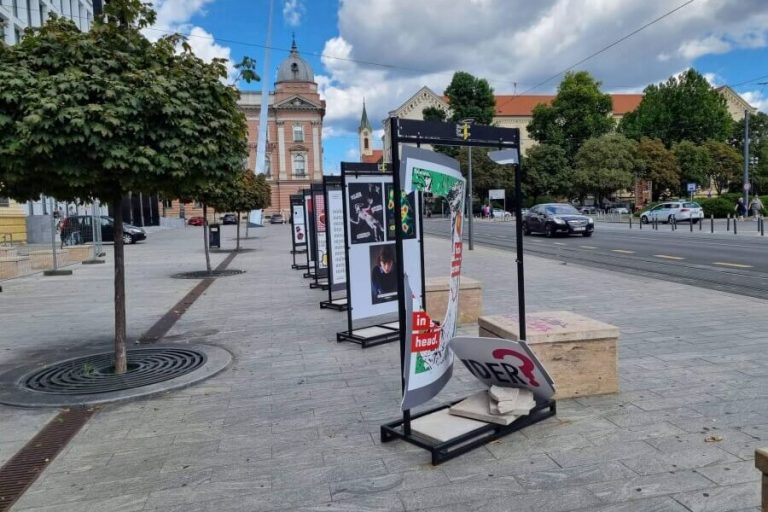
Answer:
[698,197,733,218]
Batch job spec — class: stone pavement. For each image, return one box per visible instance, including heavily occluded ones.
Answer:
[2,223,767,511]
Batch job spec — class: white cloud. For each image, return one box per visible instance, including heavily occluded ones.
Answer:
[741,90,768,113]
[283,0,305,27]
[319,0,768,138]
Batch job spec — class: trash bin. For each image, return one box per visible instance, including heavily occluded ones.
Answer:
[208,223,221,248]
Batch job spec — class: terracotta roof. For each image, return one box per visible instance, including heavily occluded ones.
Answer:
[440,94,644,116]
[362,150,383,164]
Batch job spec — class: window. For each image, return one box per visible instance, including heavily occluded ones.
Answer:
[26,0,31,25]
[194,201,203,208]
[12,0,18,17]
[39,1,48,23]
[162,199,173,208]
[293,154,306,177]
[264,157,271,177]
[364,137,369,150]
[0,16,7,42]
[292,123,304,142]
[0,197,10,207]
[14,26,21,44]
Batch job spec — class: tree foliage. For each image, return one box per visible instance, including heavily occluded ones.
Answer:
[731,111,768,195]
[573,134,637,204]
[523,143,569,201]
[455,147,513,203]
[703,140,743,195]
[619,69,732,146]
[443,71,495,124]
[422,106,447,122]
[0,0,252,372]
[636,137,680,200]
[527,71,615,162]
[672,140,711,195]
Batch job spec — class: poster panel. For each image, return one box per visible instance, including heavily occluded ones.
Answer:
[303,191,315,267]
[345,174,421,321]
[326,188,346,289]
[292,204,306,246]
[313,188,328,277]
[400,147,465,410]
[449,337,555,401]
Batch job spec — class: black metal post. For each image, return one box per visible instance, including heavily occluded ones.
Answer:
[761,217,764,237]
[690,217,693,232]
[629,216,632,229]
[514,151,527,341]
[389,117,411,436]
[727,214,731,232]
[734,218,738,235]
[711,214,714,233]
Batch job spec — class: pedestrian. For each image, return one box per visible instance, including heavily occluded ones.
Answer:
[749,195,763,220]
[735,197,747,221]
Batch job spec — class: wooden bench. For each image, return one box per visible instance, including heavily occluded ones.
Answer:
[478,310,619,399]
[757,448,768,512]
[425,276,482,326]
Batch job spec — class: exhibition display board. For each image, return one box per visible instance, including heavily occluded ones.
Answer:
[320,176,348,311]
[290,194,308,270]
[336,162,423,347]
[309,183,329,290]
[302,188,316,279]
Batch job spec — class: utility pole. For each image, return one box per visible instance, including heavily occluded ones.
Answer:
[460,118,474,250]
[743,109,750,208]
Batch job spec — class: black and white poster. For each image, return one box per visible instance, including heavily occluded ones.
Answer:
[313,188,327,277]
[347,182,386,244]
[369,243,397,304]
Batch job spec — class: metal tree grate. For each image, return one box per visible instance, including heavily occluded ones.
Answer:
[171,269,245,279]
[0,408,95,511]
[22,348,207,395]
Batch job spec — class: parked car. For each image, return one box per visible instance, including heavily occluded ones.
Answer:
[579,206,598,215]
[492,209,512,219]
[187,216,205,226]
[609,207,630,214]
[522,203,594,237]
[221,213,238,225]
[59,216,146,245]
[270,213,285,224]
[639,201,704,224]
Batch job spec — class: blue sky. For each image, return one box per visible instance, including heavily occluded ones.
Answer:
[155,0,768,174]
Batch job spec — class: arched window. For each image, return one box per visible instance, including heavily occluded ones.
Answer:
[364,137,369,150]
[293,154,306,177]
[264,157,271,177]
[293,123,304,142]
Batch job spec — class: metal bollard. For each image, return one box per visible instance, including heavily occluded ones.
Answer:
[759,216,762,233]
[711,214,714,234]
[734,218,738,235]
[699,216,702,231]
[762,217,765,237]
[690,217,693,232]
[727,214,730,232]
[629,216,632,229]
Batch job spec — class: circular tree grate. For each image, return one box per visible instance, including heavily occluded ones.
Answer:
[22,347,207,395]
[171,269,245,279]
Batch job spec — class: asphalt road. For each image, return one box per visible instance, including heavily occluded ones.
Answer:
[423,217,768,299]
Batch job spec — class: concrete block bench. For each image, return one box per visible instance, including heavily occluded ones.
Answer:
[757,448,768,512]
[478,310,619,399]
[425,276,482,326]
[29,249,68,270]
[0,256,32,279]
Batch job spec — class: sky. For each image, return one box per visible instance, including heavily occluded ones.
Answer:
[146,0,768,174]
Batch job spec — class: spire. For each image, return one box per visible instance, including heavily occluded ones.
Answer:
[359,100,372,133]
[291,33,297,53]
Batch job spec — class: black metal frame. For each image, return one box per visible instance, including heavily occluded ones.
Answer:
[309,182,329,290]
[383,116,547,464]
[320,175,347,310]
[302,188,317,279]
[335,162,425,348]
[289,194,309,270]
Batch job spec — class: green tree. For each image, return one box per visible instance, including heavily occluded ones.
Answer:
[443,71,495,125]
[523,143,570,201]
[703,140,743,195]
[619,69,732,146]
[422,106,447,122]
[731,111,768,195]
[209,170,270,251]
[636,137,680,200]
[455,147,513,204]
[0,0,251,373]
[672,140,711,195]
[573,134,638,206]
[527,71,615,162]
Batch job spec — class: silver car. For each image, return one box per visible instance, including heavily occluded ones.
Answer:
[640,201,704,224]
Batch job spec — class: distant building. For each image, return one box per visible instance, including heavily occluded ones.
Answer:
[358,101,383,164]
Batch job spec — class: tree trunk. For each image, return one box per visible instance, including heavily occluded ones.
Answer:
[112,197,127,374]
[236,212,241,251]
[203,203,212,274]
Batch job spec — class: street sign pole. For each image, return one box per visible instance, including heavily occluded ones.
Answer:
[743,109,750,208]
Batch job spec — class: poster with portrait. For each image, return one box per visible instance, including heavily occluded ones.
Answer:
[400,147,465,411]
[292,204,306,246]
[343,171,422,322]
[347,182,386,244]
[385,184,416,241]
[313,187,328,277]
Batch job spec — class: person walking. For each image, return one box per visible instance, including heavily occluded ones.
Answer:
[735,197,747,221]
[749,195,763,220]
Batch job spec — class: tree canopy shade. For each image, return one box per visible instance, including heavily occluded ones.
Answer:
[636,137,680,201]
[703,140,743,195]
[672,140,712,195]
[527,71,615,162]
[619,69,732,146]
[0,0,252,373]
[422,106,447,123]
[523,143,569,202]
[443,71,496,125]
[573,134,637,205]
[208,170,271,251]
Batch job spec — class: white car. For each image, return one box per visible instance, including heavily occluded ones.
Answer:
[640,201,704,224]
[492,209,512,219]
[609,207,630,214]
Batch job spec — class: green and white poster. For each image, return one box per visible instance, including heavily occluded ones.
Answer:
[401,146,466,410]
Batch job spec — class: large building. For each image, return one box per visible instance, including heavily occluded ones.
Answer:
[162,39,325,219]
[0,0,95,243]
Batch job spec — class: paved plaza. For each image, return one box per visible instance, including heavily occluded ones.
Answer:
[1,223,766,511]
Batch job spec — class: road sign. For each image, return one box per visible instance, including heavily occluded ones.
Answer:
[687,183,696,193]
[488,189,505,200]
[744,182,751,192]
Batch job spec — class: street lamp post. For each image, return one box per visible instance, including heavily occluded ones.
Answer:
[460,118,475,250]
[743,110,750,208]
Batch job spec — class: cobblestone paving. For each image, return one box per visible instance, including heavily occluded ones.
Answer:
[3,225,766,511]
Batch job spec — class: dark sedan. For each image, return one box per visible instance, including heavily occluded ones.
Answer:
[522,203,594,237]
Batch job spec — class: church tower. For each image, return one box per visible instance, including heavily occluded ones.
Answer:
[358,101,373,160]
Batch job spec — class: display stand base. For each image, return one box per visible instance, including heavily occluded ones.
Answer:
[336,324,399,348]
[309,278,329,290]
[303,270,316,279]
[320,297,348,311]
[292,263,309,270]
[381,399,557,465]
